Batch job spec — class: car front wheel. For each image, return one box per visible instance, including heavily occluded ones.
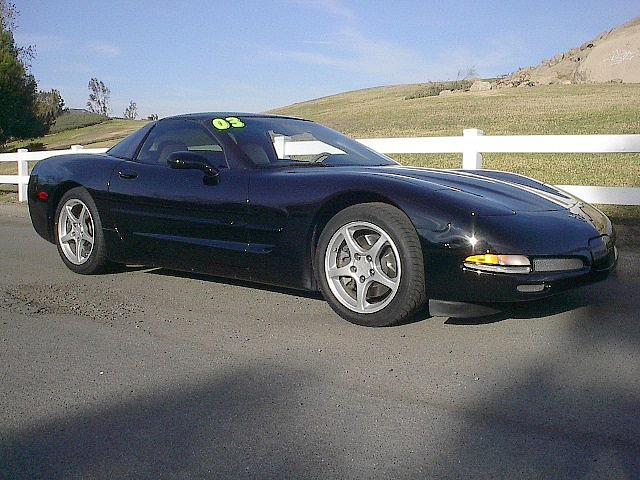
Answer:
[315,203,427,326]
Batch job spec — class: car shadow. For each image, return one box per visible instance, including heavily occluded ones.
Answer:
[1,365,340,479]
[443,291,590,325]
[145,267,325,301]
[443,260,633,327]
[142,268,606,328]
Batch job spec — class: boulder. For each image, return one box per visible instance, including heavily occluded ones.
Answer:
[469,80,492,92]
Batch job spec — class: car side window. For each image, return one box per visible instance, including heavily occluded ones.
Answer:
[107,122,155,160]
[136,119,228,168]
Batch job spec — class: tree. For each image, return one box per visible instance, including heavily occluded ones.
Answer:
[0,0,17,32]
[457,66,478,81]
[86,77,110,116]
[123,100,137,119]
[0,18,46,145]
[35,88,65,129]
[1,0,34,66]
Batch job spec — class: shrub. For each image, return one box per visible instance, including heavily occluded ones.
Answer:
[404,79,474,100]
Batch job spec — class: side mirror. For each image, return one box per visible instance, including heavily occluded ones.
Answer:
[167,151,220,184]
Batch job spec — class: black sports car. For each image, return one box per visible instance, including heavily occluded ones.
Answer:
[28,113,617,326]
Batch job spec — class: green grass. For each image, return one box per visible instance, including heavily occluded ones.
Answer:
[49,110,109,134]
[272,83,640,187]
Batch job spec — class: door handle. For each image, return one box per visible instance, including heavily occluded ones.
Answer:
[118,170,138,180]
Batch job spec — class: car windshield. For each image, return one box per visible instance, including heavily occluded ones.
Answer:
[209,116,397,168]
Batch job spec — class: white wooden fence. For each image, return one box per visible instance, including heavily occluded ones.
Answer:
[0,145,108,201]
[359,129,640,206]
[1,130,639,205]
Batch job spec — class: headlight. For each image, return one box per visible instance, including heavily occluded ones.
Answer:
[463,254,531,274]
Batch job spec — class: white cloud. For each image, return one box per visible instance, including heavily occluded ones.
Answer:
[266,27,456,83]
[12,34,122,59]
[268,24,531,85]
[87,42,121,58]
[314,0,355,20]
[299,39,336,46]
[288,0,355,20]
[436,35,529,78]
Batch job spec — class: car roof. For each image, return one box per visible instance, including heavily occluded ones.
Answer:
[164,112,309,122]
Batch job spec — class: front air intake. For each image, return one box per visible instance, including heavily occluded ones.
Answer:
[532,257,585,272]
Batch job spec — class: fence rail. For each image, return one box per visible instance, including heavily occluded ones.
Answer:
[1,130,639,205]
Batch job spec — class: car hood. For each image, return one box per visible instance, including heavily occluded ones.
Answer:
[368,166,577,214]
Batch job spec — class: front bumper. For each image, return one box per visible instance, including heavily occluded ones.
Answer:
[426,239,617,304]
[427,247,617,318]
[459,247,616,303]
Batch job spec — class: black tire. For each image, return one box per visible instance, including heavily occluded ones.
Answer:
[54,187,112,274]
[315,202,427,327]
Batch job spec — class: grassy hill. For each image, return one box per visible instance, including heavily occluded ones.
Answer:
[49,109,109,134]
[4,119,148,152]
[271,83,640,137]
[271,83,640,188]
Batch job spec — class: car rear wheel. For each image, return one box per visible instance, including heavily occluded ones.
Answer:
[54,187,111,274]
[316,203,427,326]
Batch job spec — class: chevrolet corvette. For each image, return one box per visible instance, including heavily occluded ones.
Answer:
[28,113,617,326]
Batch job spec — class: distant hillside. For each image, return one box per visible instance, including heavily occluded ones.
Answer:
[50,109,109,134]
[5,119,148,151]
[271,83,640,138]
[499,17,640,87]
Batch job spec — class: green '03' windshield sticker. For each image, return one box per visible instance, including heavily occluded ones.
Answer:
[212,117,245,130]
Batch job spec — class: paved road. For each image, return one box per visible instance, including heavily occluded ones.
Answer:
[1,203,639,479]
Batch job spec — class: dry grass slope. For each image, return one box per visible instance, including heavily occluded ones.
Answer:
[272,84,640,137]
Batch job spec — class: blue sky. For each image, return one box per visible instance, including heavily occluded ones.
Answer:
[13,0,639,118]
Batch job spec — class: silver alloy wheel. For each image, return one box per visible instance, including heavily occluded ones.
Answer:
[57,198,95,265]
[324,221,401,314]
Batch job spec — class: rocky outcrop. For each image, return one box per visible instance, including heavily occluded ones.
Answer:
[495,17,640,88]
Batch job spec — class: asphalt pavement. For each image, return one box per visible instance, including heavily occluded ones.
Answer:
[1,202,639,479]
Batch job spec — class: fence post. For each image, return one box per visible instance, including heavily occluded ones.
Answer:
[17,148,29,202]
[462,128,484,169]
[273,136,286,158]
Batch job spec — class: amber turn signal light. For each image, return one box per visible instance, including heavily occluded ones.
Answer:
[463,254,531,274]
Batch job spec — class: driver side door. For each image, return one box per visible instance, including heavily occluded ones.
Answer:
[108,119,250,278]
